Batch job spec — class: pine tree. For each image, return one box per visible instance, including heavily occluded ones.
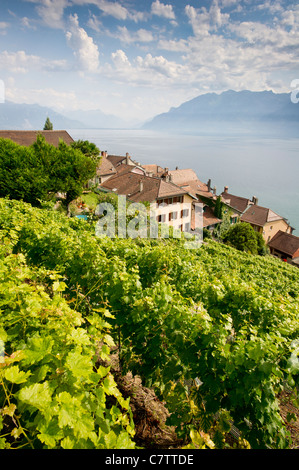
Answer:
[43,117,53,130]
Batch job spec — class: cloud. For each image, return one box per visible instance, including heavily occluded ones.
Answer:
[87,14,102,33]
[185,1,229,36]
[66,14,100,72]
[6,85,77,111]
[94,0,128,20]
[0,50,68,74]
[0,22,9,35]
[109,49,188,88]
[151,1,175,20]
[115,26,154,44]
[32,0,68,28]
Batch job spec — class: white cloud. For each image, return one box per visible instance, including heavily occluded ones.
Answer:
[151,1,175,20]
[185,5,210,37]
[115,26,154,44]
[34,0,68,28]
[185,1,229,36]
[95,0,128,20]
[87,14,102,33]
[256,1,283,14]
[0,21,9,35]
[66,14,100,72]
[111,49,132,70]
[0,50,68,74]
[6,85,77,111]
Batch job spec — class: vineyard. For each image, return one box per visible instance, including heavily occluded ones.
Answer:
[0,197,298,449]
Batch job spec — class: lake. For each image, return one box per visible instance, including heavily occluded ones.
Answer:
[68,128,299,233]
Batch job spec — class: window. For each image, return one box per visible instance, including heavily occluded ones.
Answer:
[181,209,189,218]
[169,212,177,221]
[157,214,166,223]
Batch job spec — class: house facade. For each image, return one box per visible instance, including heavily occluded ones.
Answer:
[100,170,198,233]
[240,204,293,243]
[160,168,220,231]
[268,230,299,267]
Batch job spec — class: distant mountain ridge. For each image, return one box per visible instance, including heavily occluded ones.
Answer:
[0,101,132,130]
[143,90,299,137]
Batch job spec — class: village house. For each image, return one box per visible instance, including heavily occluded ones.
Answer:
[220,187,255,224]
[240,204,293,243]
[100,169,198,233]
[268,230,299,267]
[220,186,293,243]
[95,151,145,186]
[158,167,221,232]
[0,130,74,147]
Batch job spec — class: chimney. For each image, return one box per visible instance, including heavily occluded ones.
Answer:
[169,174,173,182]
[164,167,169,173]
[101,150,108,158]
[252,196,258,205]
[213,186,217,195]
[224,186,228,193]
[126,153,130,165]
[139,180,143,192]
[175,166,179,170]
[207,179,211,192]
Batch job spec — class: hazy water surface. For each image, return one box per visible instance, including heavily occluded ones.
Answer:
[69,129,299,233]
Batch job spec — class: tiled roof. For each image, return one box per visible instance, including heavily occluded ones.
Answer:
[168,168,199,185]
[221,192,252,213]
[0,130,74,147]
[142,164,164,175]
[101,172,189,203]
[268,231,299,257]
[241,204,284,227]
[167,168,214,199]
[97,155,116,177]
[106,155,127,167]
[181,179,214,199]
[203,206,222,228]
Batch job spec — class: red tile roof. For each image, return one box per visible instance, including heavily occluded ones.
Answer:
[203,206,222,228]
[221,192,252,213]
[97,155,117,177]
[0,130,74,147]
[241,204,284,227]
[268,230,299,258]
[101,172,190,203]
[168,169,215,199]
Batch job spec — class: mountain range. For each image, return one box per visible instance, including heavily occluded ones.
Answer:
[0,90,298,137]
[143,90,299,137]
[0,101,133,130]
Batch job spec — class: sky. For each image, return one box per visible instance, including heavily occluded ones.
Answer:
[0,0,298,122]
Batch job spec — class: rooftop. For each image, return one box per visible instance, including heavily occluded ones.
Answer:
[268,230,299,258]
[241,204,284,227]
[101,171,191,203]
[0,130,74,147]
[221,191,253,213]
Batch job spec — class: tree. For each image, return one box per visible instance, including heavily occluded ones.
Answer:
[32,135,97,206]
[223,222,259,254]
[214,196,223,219]
[43,117,53,130]
[0,135,97,207]
[71,139,101,164]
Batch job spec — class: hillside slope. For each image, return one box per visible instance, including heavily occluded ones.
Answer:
[0,198,298,449]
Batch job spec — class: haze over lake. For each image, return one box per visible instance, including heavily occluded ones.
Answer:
[69,129,299,234]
